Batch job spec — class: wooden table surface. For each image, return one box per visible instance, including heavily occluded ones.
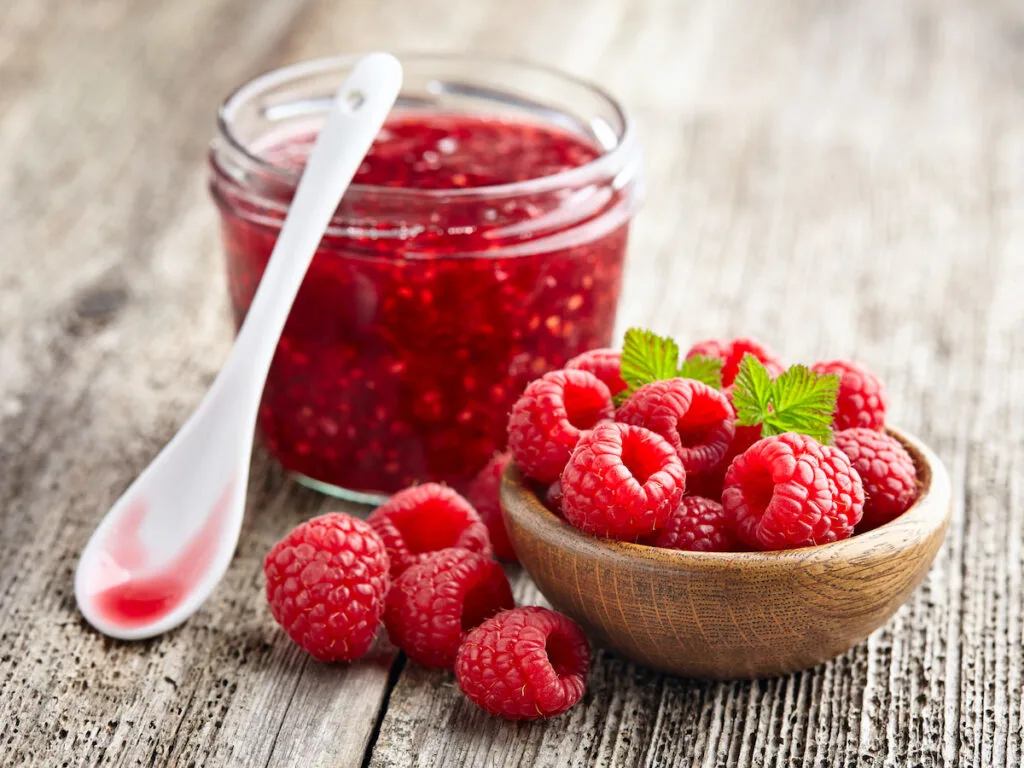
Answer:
[2,0,1021,765]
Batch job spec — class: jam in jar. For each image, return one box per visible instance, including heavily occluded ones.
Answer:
[210,55,643,501]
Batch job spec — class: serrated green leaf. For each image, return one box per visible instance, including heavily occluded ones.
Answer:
[676,355,724,390]
[731,355,839,443]
[619,328,680,391]
[732,354,774,427]
[767,365,839,443]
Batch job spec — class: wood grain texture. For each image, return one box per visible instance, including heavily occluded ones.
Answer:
[499,429,951,680]
[0,0,1022,766]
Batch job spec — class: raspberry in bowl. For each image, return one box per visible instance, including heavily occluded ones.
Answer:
[501,427,949,679]
[499,330,950,679]
[209,55,642,501]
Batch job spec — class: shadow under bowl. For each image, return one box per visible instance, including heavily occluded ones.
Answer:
[500,427,951,680]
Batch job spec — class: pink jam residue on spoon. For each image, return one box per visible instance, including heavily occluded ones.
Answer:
[88,481,236,628]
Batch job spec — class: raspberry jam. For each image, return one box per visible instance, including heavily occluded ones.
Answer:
[210,56,641,498]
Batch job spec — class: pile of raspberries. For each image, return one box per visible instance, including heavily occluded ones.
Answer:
[508,337,920,551]
[264,482,589,721]
[262,336,921,722]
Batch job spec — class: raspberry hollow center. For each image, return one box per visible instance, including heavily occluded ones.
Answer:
[740,465,776,519]
[677,393,727,448]
[619,435,661,484]
[396,502,467,554]
[563,381,610,431]
[545,630,580,677]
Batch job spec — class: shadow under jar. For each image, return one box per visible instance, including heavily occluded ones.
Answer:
[209,54,643,502]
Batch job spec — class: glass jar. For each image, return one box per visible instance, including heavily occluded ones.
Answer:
[209,54,643,502]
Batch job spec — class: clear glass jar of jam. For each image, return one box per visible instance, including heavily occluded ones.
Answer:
[209,54,643,502]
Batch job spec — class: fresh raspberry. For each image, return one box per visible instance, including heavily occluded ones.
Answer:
[383,548,514,669]
[615,378,735,474]
[643,496,737,552]
[834,428,919,528]
[455,606,590,720]
[544,480,564,516]
[685,390,763,500]
[691,422,764,497]
[561,422,686,539]
[686,337,784,388]
[368,484,491,578]
[722,433,865,550]
[507,369,614,484]
[811,360,887,431]
[565,348,627,396]
[263,513,390,662]
[467,452,516,562]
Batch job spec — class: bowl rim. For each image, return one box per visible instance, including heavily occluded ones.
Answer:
[501,426,951,570]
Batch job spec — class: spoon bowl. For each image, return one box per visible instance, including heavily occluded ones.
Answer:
[500,427,950,679]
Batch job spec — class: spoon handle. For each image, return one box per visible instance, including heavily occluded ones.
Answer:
[227,52,403,404]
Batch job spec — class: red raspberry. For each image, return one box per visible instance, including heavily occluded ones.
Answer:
[834,428,919,528]
[615,378,735,474]
[722,433,865,550]
[383,548,514,669]
[507,369,614,484]
[811,360,887,431]
[643,496,737,552]
[368,484,491,578]
[685,387,764,500]
[687,422,763,501]
[455,606,590,720]
[565,348,627,396]
[263,513,390,662]
[467,452,517,562]
[560,422,686,539]
[686,337,784,388]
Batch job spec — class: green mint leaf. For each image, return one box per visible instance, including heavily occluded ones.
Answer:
[733,354,774,427]
[676,354,723,390]
[612,389,632,408]
[619,328,680,392]
[765,365,839,443]
[731,355,839,443]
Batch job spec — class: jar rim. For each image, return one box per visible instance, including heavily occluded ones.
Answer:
[214,52,639,202]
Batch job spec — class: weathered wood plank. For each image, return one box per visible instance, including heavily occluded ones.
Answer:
[2,0,1023,766]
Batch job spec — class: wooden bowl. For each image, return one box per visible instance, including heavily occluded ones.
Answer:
[500,427,950,680]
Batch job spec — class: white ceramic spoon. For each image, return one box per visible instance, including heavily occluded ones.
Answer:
[74,52,403,640]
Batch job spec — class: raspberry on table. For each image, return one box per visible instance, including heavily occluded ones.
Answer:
[383,548,514,669]
[615,378,735,475]
[565,348,627,396]
[560,422,686,539]
[686,337,784,388]
[263,513,391,662]
[643,496,737,552]
[455,606,590,720]
[834,428,919,528]
[507,369,614,484]
[722,432,865,550]
[811,360,887,431]
[368,484,491,578]
[467,452,517,562]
